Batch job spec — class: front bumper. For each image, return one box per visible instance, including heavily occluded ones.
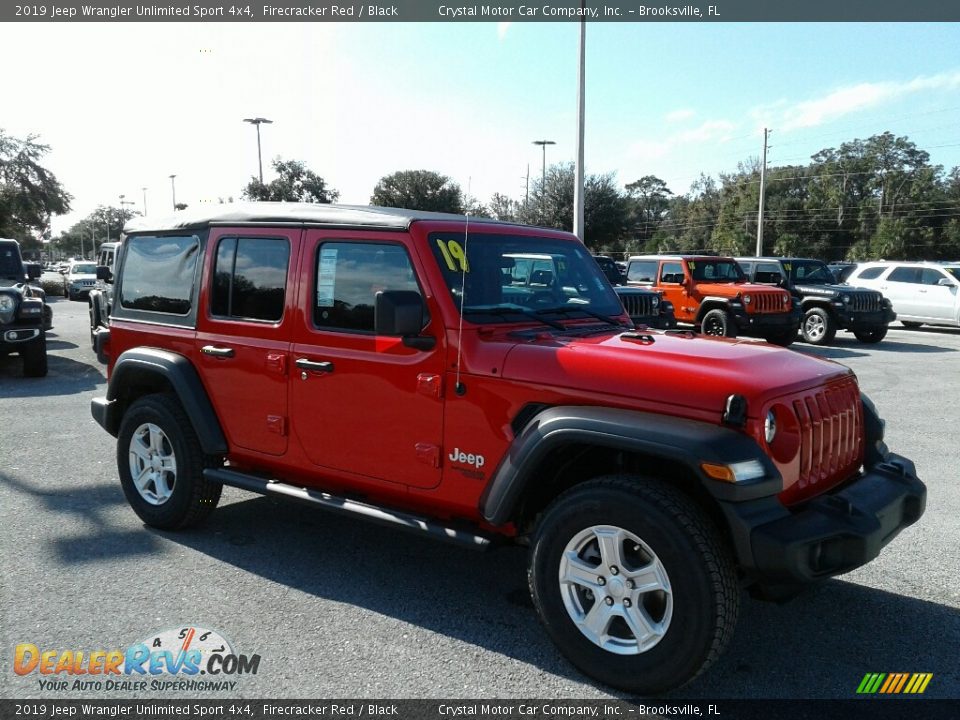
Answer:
[1,323,43,348]
[728,454,925,588]
[837,307,897,330]
[734,306,802,333]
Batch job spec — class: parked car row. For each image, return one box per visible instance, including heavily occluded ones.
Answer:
[593,252,960,346]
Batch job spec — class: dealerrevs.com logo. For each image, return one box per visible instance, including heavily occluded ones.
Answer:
[13,626,261,692]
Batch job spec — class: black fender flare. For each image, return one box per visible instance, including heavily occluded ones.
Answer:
[695,297,739,323]
[479,405,782,526]
[101,347,228,455]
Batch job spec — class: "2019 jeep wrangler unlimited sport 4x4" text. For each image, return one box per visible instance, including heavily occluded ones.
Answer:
[90,204,925,694]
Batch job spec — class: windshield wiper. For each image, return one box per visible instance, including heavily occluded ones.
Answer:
[463,306,566,330]
[535,305,629,328]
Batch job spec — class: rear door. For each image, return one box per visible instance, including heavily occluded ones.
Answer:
[289,231,445,489]
[195,229,299,457]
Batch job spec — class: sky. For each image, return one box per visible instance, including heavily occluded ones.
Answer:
[2,21,959,236]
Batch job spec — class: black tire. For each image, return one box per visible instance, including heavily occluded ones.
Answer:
[117,394,222,530]
[88,302,98,345]
[529,475,739,695]
[800,307,836,345]
[21,335,48,378]
[765,329,796,347]
[901,321,923,329]
[700,308,737,338]
[854,326,888,343]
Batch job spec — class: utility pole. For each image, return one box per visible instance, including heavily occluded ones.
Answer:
[169,174,177,211]
[755,127,770,257]
[524,164,530,207]
[573,11,586,242]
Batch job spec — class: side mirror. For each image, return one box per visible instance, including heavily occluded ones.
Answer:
[375,290,424,337]
[26,265,42,280]
[937,277,954,287]
[96,265,113,282]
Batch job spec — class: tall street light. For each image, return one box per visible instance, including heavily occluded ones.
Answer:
[243,117,273,183]
[169,174,177,211]
[532,139,556,219]
[142,186,148,216]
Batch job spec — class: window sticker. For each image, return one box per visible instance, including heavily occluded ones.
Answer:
[317,246,338,308]
[687,261,696,269]
[435,239,470,272]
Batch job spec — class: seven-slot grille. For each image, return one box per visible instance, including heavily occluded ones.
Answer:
[849,291,883,313]
[749,291,788,314]
[618,291,657,321]
[786,376,863,504]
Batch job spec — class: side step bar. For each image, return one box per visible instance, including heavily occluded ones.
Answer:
[204,468,495,551]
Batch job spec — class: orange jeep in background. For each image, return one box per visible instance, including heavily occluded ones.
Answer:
[625,254,801,345]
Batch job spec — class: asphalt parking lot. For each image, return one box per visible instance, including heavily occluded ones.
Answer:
[1,298,958,700]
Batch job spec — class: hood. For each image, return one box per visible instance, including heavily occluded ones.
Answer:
[794,282,878,298]
[695,281,786,298]
[0,278,26,292]
[500,330,849,419]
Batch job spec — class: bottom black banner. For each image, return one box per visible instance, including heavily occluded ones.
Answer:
[1,699,958,720]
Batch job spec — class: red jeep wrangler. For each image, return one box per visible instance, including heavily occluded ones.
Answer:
[625,254,801,345]
[91,204,924,694]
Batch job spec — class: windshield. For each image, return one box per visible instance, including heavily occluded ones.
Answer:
[688,259,744,282]
[72,263,97,274]
[945,267,960,281]
[787,260,834,284]
[428,232,623,324]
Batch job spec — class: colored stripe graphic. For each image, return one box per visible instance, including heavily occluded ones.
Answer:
[857,673,932,694]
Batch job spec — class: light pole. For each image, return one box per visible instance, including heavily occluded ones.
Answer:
[243,117,273,183]
[532,139,556,219]
[169,174,177,211]
[142,186,148,216]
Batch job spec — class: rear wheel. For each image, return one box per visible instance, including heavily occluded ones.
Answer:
[700,309,737,338]
[901,321,923,329]
[801,307,836,345]
[117,394,222,529]
[853,327,888,343]
[529,475,739,694]
[765,328,796,346]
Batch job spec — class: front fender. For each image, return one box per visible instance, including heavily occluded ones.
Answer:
[479,405,782,526]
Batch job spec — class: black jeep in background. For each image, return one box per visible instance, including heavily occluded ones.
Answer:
[0,238,48,377]
[737,256,895,345]
[593,255,677,329]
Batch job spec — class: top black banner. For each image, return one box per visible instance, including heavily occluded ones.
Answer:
[4,0,960,23]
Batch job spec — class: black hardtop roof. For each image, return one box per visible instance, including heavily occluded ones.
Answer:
[735,256,828,264]
[123,202,528,235]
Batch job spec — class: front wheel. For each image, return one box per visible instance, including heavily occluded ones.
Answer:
[854,326,888,343]
[117,394,222,529]
[529,475,739,694]
[21,335,48,378]
[801,307,836,345]
[901,321,923,329]
[700,308,737,338]
[765,328,797,347]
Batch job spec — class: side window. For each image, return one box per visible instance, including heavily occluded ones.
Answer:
[921,268,949,286]
[856,266,884,280]
[738,261,755,277]
[119,235,199,315]
[888,266,921,284]
[211,237,290,322]
[313,242,422,333]
[660,262,685,284]
[627,260,657,283]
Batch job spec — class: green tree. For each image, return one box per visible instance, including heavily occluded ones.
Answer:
[370,170,463,213]
[625,175,673,243]
[242,158,339,203]
[55,205,138,259]
[0,130,72,240]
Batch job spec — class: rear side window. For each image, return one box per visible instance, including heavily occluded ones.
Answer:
[755,263,783,284]
[119,235,199,315]
[313,242,422,333]
[627,260,657,283]
[888,266,921,284]
[211,237,290,322]
[855,266,884,280]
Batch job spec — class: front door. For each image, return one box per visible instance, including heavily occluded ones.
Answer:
[195,229,299,457]
[289,232,444,489]
[658,260,693,321]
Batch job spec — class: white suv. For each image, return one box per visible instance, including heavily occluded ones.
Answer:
[846,261,960,328]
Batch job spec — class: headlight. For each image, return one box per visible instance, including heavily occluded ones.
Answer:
[0,294,15,314]
[764,410,777,443]
[841,294,851,304]
[783,295,790,305]
[743,294,752,304]
[651,296,659,308]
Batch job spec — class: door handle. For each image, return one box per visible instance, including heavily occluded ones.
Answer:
[201,345,235,358]
[295,358,334,373]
